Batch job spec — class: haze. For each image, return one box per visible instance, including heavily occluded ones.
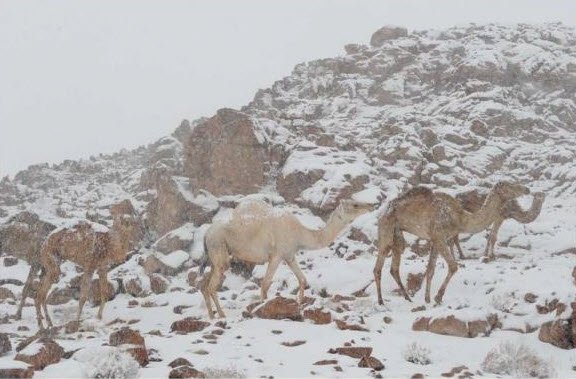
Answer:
[1,0,575,178]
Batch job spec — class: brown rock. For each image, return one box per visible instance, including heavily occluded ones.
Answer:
[124,277,146,297]
[412,317,431,331]
[277,169,325,204]
[411,374,424,379]
[184,108,283,196]
[335,319,369,332]
[524,293,538,303]
[281,340,306,347]
[169,365,206,378]
[142,255,178,276]
[303,308,332,325]
[328,347,373,359]
[428,316,469,338]
[0,287,15,301]
[169,358,192,368]
[109,327,149,367]
[314,359,338,365]
[370,25,408,47]
[187,270,198,286]
[406,272,424,296]
[0,333,11,356]
[15,339,64,370]
[150,274,169,294]
[153,229,193,254]
[253,297,302,321]
[467,320,490,338]
[538,319,573,349]
[144,170,217,237]
[358,356,385,371]
[0,367,34,379]
[170,318,210,334]
[348,227,371,245]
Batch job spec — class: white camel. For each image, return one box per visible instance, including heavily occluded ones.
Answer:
[199,199,374,318]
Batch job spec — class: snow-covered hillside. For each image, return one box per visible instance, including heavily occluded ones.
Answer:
[1,23,575,378]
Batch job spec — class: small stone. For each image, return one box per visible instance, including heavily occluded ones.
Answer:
[281,340,306,347]
[328,347,372,359]
[170,318,210,334]
[358,356,384,371]
[169,365,206,378]
[168,357,192,368]
[383,316,393,324]
[313,360,338,365]
[3,256,18,267]
[524,293,538,303]
[0,333,12,356]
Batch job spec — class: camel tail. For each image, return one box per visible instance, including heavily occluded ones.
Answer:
[198,236,209,275]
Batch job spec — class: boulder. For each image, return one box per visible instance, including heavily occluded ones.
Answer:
[0,364,34,379]
[15,339,64,370]
[429,316,469,338]
[277,169,325,204]
[168,358,192,368]
[328,347,373,359]
[370,26,408,47]
[184,108,283,196]
[144,170,218,237]
[0,333,11,356]
[253,297,302,321]
[538,319,573,349]
[109,327,149,367]
[153,224,195,254]
[124,277,146,297]
[303,308,332,325]
[358,356,385,371]
[169,365,205,378]
[149,274,169,294]
[170,318,210,334]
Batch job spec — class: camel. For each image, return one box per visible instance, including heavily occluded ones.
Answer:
[0,212,56,319]
[34,200,143,330]
[416,191,545,260]
[374,181,529,305]
[200,199,374,319]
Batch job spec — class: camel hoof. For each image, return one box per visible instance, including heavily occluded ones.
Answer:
[424,296,430,304]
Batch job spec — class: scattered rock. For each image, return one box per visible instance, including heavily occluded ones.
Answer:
[109,327,149,367]
[150,273,169,294]
[169,358,192,368]
[169,365,206,378]
[281,340,306,347]
[303,308,332,325]
[328,347,372,359]
[3,256,18,267]
[538,319,573,349]
[0,365,34,379]
[170,318,210,334]
[335,319,369,332]
[358,356,385,371]
[524,292,538,303]
[370,25,408,47]
[314,359,338,365]
[0,333,12,356]
[15,339,64,370]
[124,277,146,297]
[252,297,302,321]
[0,287,15,301]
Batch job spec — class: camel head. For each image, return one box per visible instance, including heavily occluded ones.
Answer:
[333,200,375,224]
[110,200,145,259]
[492,181,529,202]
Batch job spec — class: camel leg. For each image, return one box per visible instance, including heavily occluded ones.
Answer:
[200,271,215,319]
[373,247,391,305]
[285,258,308,303]
[35,257,59,329]
[424,247,439,304]
[433,240,458,304]
[209,268,227,318]
[77,271,93,324]
[390,236,410,302]
[454,237,465,259]
[16,263,38,320]
[484,219,503,260]
[260,255,282,301]
[96,267,108,320]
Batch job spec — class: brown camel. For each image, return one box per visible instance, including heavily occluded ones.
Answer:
[34,200,143,330]
[0,212,56,319]
[420,191,545,260]
[200,199,374,319]
[374,181,529,305]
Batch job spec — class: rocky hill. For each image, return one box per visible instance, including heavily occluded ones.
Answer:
[0,23,575,378]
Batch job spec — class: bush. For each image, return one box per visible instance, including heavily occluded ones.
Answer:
[490,292,516,313]
[481,342,556,378]
[203,365,247,379]
[403,342,432,365]
[75,346,140,379]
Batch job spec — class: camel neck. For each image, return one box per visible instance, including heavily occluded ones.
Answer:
[299,209,348,250]
[461,192,501,233]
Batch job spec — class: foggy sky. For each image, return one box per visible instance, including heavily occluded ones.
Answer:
[1,0,575,178]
